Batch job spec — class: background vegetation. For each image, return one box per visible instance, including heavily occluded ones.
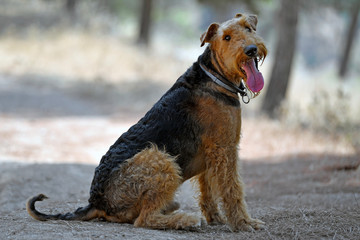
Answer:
[1,0,359,153]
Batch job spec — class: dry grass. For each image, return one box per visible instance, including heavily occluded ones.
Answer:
[0,29,192,85]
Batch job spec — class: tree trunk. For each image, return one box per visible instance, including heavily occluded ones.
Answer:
[65,0,77,19]
[338,1,360,78]
[138,0,153,46]
[261,0,299,118]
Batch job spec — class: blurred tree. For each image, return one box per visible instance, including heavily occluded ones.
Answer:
[65,0,78,19]
[261,0,299,118]
[138,0,153,46]
[338,0,360,78]
[197,0,261,25]
[311,0,360,77]
[197,0,259,14]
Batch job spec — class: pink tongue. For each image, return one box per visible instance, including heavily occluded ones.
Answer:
[242,59,264,93]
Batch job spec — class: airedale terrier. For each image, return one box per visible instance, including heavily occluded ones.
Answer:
[27,13,267,232]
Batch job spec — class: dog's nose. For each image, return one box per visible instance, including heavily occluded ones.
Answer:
[244,45,258,57]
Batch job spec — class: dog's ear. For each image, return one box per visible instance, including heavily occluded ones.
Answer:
[247,15,258,31]
[200,23,219,47]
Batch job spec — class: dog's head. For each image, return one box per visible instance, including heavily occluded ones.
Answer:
[200,13,267,94]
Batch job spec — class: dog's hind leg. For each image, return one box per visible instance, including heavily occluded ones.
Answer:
[134,188,200,230]
[161,201,180,215]
[130,146,200,230]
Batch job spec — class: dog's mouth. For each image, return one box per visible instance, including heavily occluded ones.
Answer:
[239,57,264,93]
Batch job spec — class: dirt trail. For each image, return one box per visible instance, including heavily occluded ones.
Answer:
[0,75,359,239]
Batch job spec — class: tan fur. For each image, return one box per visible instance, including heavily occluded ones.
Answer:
[195,13,267,231]
[101,145,200,229]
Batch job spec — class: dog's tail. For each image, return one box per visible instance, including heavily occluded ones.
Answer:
[26,194,100,221]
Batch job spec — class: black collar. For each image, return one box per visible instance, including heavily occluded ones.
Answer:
[199,63,251,104]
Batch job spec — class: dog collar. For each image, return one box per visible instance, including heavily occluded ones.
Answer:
[199,63,251,104]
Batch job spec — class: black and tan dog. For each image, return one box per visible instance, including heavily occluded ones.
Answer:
[27,13,267,231]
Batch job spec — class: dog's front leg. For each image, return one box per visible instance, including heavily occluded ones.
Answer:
[215,148,264,232]
[198,171,226,225]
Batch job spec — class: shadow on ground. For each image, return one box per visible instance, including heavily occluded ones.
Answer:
[0,73,169,119]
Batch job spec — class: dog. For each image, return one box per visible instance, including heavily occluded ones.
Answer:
[27,13,267,232]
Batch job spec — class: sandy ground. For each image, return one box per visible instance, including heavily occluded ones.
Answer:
[0,74,359,240]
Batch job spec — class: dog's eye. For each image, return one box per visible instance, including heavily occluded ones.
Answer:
[224,35,231,41]
[245,27,252,32]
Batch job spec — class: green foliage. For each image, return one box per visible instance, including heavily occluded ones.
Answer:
[315,0,360,11]
[98,0,139,18]
[152,1,199,40]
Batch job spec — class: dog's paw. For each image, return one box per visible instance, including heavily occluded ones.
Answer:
[247,218,265,230]
[181,215,203,231]
[202,211,226,225]
[208,213,226,225]
[228,218,265,232]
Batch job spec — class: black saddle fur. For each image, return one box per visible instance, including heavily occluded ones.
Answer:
[89,47,240,214]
